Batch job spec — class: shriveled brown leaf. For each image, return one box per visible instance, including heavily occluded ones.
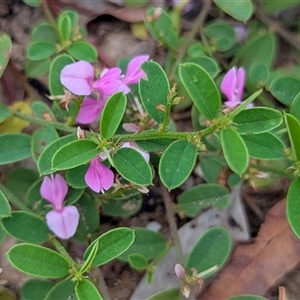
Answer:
[200,199,300,299]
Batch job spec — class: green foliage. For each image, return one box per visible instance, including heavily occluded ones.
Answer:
[159,139,197,190]
[284,113,300,161]
[0,33,12,78]
[227,296,267,300]
[67,41,98,62]
[287,178,300,238]
[0,189,11,217]
[0,103,12,122]
[7,244,70,278]
[44,278,75,300]
[128,253,148,270]
[21,279,55,300]
[260,0,300,14]
[178,184,230,217]
[186,227,232,277]
[148,288,181,300]
[75,279,103,300]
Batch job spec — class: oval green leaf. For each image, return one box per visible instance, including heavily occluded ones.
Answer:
[2,211,50,243]
[25,58,51,78]
[185,56,220,79]
[179,63,221,120]
[284,112,300,161]
[148,288,181,300]
[287,179,300,238]
[0,133,31,165]
[100,92,126,139]
[290,92,300,121]
[241,132,285,160]
[220,128,248,176]
[7,243,70,278]
[31,23,57,43]
[178,184,230,217]
[30,101,56,121]
[66,164,88,189]
[261,0,300,14]
[186,227,232,277]
[159,139,197,190]
[113,147,152,186]
[0,33,12,78]
[58,15,72,43]
[0,189,11,217]
[249,63,269,88]
[83,227,135,266]
[139,61,170,124]
[21,279,55,300]
[128,253,148,270]
[233,107,282,134]
[0,103,12,123]
[45,278,75,300]
[27,41,56,61]
[228,295,267,300]
[213,0,254,22]
[67,41,98,63]
[75,279,103,300]
[38,134,76,175]
[52,139,99,171]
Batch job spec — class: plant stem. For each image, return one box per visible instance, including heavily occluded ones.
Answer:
[161,186,184,264]
[12,110,77,134]
[91,267,112,300]
[0,182,33,213]
[42,0,57,29]
[169,0,212,81]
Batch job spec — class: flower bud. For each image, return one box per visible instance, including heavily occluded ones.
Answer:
[175,263,186,280]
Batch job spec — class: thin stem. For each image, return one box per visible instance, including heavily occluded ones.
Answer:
[169,0,212,80]
[0,182,33,213]
[161,186,184,264]
[42,0,57,29]
[91,267,112,300]
[160,102,172,132]
[12,110,77,134]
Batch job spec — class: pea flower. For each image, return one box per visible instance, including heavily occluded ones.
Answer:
[85,157,114,193]
[40,174,79,239]
[121,141,150,162]
[60,61,122,96]
[221,66,246,108]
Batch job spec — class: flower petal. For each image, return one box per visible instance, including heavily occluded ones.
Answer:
[46,206,80,239]
[220,67,237,102]
[40,174,68,210]
[60,61,94,96]
[123,55,149,86]
[236,67,246,102]
[76,97,105,124]
[85,158,114,193]
[93,68,122,96]
[224,100,241,108]
[121,141,150,162]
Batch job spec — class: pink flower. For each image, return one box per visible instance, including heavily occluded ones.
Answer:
[85,158,114,193]
[175,263,186,280]
[40,174,79,239]
[121,141,150,162]
[119,55,149,94]
[76,97,106,124]
[60,61,122,96]
[221,66,246,108]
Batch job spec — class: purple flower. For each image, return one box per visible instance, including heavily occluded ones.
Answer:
[221,66,246,108]
[60,61,122,96]
[85,158,114,193]
[119,55,149,94]
[76,97,106,124]
[40,174,79,239]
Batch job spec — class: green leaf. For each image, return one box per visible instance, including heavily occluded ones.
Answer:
[269,76,300,106]
[287,179,300,238]
[178,184,230,217]
[199,156,224,183]
[67,41,98,63]
[66,164,88,189]
[23,0,41,7]
[75,279,103,300]
[204,21,236,52]
[25,58,51,78]
[260,0,300,14]
[27,41,56,60]
[249,63,269,88]
[136,138,172,152]
[185,57,220,79]
[242,132,285,160]
[102,188,142,217]
[21,279,55,300]
[0,222,6,246]
[144,8,180,50]
[179,63,221,120]
[148,288,181,300]
[186,227,232,277]
[0,33,12,78]
[232,107,282,134]
[2,211,50,243]
[220,128,248,176]
[159,140,197,190]
[80,241,99,274]
[31,23,58,43]
[49,54,74,96]
[52,139,99,171]
[213,0,254,22]
[228,295,267,300]
[7,243,70,278]
[0,189,11,217]
[100,92,126,139]
[128,253,148,270]
[139,61,170,123]
[290,92,300,121]
[58,15,72,43]
[113,148,152,186]
[58,10,79,30]
[30,101,56,121]
[0,133,31,165]
[118,227,167,261]
[0,103,12,122]
[83,227,135,266]
[38,134,76,175]
[32,126,59,161]
[45,278,75,300]
[284,112,300,161]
